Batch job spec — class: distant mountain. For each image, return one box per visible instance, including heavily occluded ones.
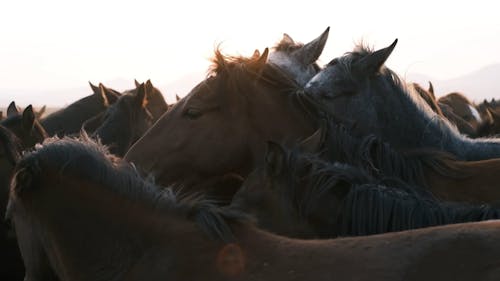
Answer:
[407,63,500,103]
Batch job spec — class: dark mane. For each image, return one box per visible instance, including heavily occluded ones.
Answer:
[276,146,500,236]
[10,134,250,242]
[275,146,424,224]
[323,122,468,188]
[339,183,500,236]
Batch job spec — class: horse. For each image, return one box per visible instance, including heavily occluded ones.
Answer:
[125,48,319,197]
[7,136,500,280]
[41,82,121,136]
[0,125,26,281]
[231,141,500,239]
[319,121,500,204]
[304,39,500,161]
[476,100,500,137]
[131,79,169,120]
[90,83,156,156]
[0,105,48,281]
[437,92,485,137]
[411,82,443,116]
[268,27,329,86]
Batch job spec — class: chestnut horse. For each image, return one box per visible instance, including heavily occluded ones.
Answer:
[7,136,500,280]
[304,39,500,161]
[231,142,500,239]
[125,49,319,195]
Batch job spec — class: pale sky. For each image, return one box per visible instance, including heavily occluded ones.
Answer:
[1,0,499,106]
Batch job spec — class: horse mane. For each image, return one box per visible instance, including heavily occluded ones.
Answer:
[275,145,424,224]
[339,183,500,236]
[208,48,322,128]
[331,42,472,152]
[10,134,250,242]
[272,145,499,236]
[323,122,469,187]
[209,48,301,93]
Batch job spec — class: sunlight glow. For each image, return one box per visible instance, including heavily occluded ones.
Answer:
[1,0,499,106]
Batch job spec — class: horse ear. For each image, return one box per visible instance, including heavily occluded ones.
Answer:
[145,79,154,93]
[22,105,36,131]
[483,107,494,125]
[295,26,330,65]
[251,49,261,59]
[249,48,269,73]
[7,101,19,117]
[487,107,500,121]
[134,79,141,88]
[98,84,122,106]
[89,81,100,94]
[36,105,47,118]
[176,94,181,102]
[428,81,435,97]
[265,141,286,176]
[355,39,398,75]
[281,33,295,45]
[98,84,111,107]
[299,125,325,154]
[135,83,148,108]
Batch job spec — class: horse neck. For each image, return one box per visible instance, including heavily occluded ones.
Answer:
[370,79,464,157]
[41,95,106,135]
[24,173,201,280]
[247,91,316,165]
[94,124,133,157]
[373,78,500,160]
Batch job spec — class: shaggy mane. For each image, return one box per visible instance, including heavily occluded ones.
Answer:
[10,133,250,242]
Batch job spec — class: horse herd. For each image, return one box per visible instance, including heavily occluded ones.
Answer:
[2,27,500,280]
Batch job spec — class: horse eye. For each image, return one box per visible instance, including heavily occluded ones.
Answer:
[184,108,202,119]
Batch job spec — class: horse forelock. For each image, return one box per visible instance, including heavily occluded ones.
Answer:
[273,39,304,52]
[208,48,300,92]
[13,134,250,242]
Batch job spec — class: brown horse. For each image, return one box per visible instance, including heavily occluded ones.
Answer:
[0,125,25,281]
[91,83,156,156]
[125,49,318,195]
[476,100,500,137]
[7,136,500,281]
[131,79,170,119]
[0,105,48,281]
[41,82,121,136]
[411,82,443,116]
